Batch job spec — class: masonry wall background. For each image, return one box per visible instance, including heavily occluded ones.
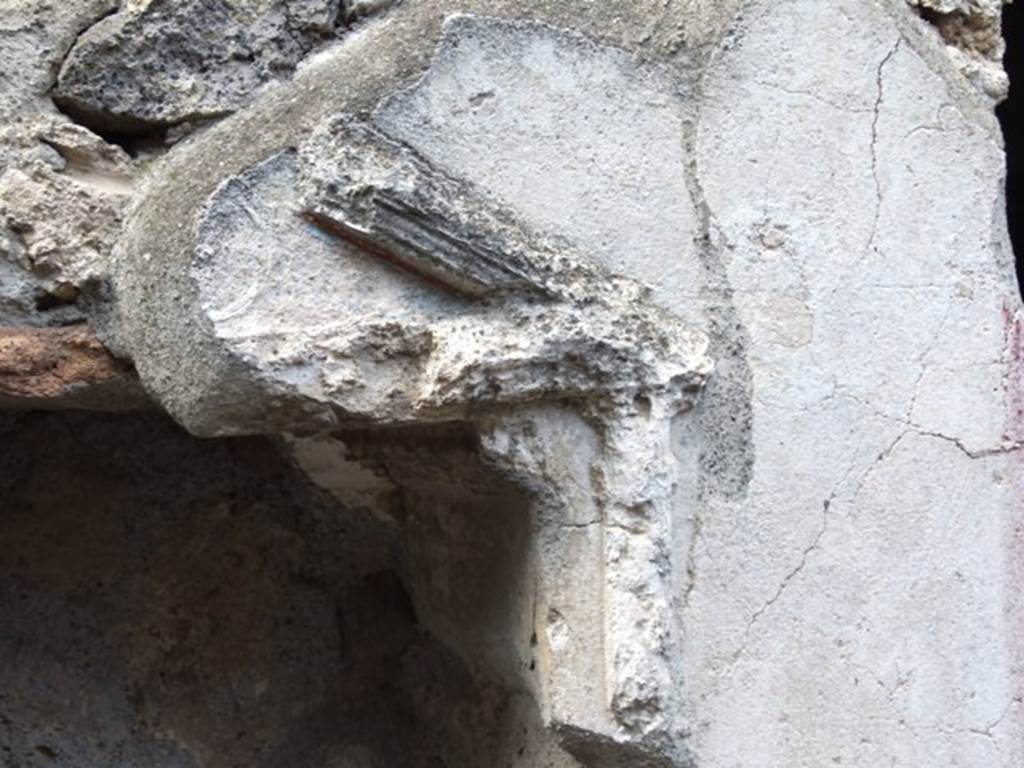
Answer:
[1,1,1022,767]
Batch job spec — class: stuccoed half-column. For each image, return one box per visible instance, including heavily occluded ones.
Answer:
[296,110,712,762]
[104,15,714,764]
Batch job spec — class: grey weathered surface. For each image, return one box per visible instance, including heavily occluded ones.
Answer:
[52,0,389,133]
[0,1,128,329]
[0,117,132,302]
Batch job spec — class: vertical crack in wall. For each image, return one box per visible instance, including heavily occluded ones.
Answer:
[999,0,1024,302]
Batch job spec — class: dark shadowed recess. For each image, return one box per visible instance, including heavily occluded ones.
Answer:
[0,412,542,768]
[1000,1,1024,302]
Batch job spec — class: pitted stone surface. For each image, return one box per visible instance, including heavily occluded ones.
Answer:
[53,0,356,133]
[0,1,136,330]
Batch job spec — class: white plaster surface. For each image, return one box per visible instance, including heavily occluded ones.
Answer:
[687,1,1023,765]
[375,16,705,321]
[364,2,1024,764]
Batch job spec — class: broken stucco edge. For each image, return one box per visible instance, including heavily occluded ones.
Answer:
[293,103,713,760]
[884,0,1008,134]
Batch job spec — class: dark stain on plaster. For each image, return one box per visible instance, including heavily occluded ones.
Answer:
[682,116,756,501]
[692,293,756,500]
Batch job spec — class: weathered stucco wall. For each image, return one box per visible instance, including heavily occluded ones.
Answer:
[0,1,1021,766]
